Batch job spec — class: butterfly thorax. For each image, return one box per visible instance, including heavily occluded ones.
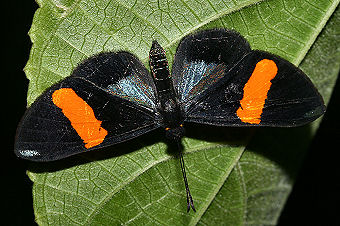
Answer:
[149,41,184,141]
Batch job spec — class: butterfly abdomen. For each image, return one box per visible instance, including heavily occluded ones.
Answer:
[149,40,172,94]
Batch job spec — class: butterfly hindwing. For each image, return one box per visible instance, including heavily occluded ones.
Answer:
[15,52,161,161]
[184,50,325,126]
[172,29,251,109]
[73,52,158,109]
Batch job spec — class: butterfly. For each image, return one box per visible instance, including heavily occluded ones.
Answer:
[15,28,325,212]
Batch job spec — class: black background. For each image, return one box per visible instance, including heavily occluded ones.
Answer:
[4,1,339,225]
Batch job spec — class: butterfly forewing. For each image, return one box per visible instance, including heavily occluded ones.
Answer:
[15,52,161,161]
[184,50,325,126]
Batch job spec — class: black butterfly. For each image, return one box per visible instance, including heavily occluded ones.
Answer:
[15,29,325,212]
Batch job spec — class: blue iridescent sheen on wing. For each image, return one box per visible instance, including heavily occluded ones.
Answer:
[108,75,156,109]
[177,60,226,103]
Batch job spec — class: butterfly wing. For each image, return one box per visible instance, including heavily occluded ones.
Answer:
[15,52,161,161]
[171,29,251,111]
[184,50,325,126]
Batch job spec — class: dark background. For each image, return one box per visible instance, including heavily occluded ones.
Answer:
[4,1,339,225]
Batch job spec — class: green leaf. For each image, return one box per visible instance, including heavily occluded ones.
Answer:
[25,0,339,225]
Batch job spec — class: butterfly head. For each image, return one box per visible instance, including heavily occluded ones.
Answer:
[165,124,185,141]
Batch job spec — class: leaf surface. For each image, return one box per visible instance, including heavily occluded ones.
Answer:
[25,0,339,225]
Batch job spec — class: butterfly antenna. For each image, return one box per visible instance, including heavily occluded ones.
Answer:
[177,141,196,212]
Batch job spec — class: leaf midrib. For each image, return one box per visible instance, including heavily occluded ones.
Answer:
[294,0,340,65]
[74,143,238,225]
[189,146,246,226]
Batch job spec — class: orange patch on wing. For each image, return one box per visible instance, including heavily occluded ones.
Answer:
[52,88,108,149]
[236,59,278,124]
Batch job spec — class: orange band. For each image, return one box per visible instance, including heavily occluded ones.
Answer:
[236,59,278,124]
[52,88,108,148]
